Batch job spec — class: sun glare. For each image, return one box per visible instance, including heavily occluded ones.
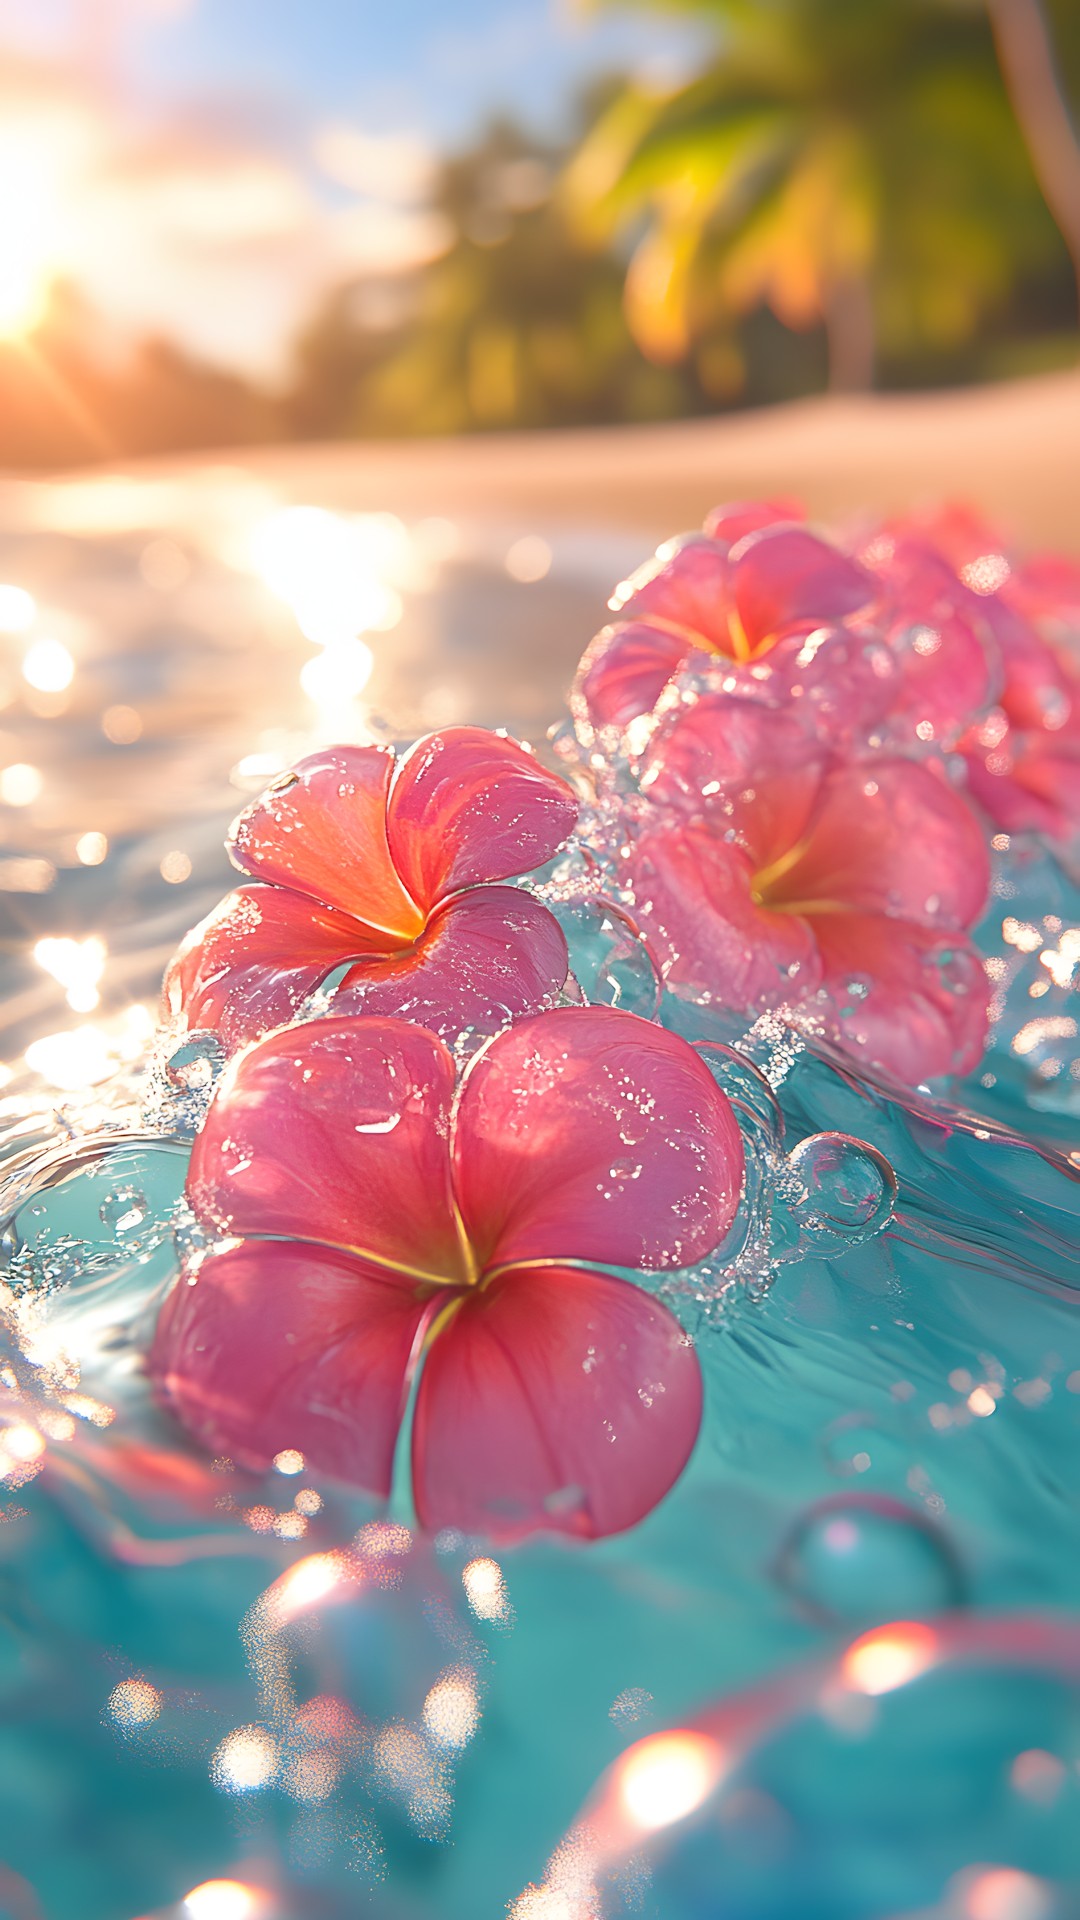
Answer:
[0,128,63,340]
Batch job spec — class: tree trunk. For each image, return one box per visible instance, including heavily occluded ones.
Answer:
[825,274,876,392]
[987,0,1080,327]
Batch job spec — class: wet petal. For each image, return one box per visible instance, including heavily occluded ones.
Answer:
[641,696,824,864]
[151,1242,433,1490]
[703,499,804,545]
[731,526,873,654]
[875,543,997,741]
[626,823,822,1008]
[963,728,1080,844]
[814,914,989,1083]
[577,621,689,729]
[412,1263,702,1540]
[187,1015,466,1283]
[453,1005,743,1273]
[775,758,989,928]
[386,726,578,908]
[613,537,733,653]
[333,885,568,1041]
[229,745,423,940]
[164,885,385,1052]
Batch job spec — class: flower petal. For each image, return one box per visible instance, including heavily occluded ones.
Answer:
[333,885,568,1040]
[703,499,804,545]
[412,1263,702,1540]
[577,621,689,729]
[776,759,989,928]
[731,526,873,654]
[625,823,822,1007]
[187,1015,467,1284]
[641,696,824,864]
[453,1005,743,1273]
[151,1241,434,1490]
[229,745,423,940]
[963,728,1080,843]
[386,726,578,908]
[612,537,733,652]
[164,885,385,1051]
[814,913,989,1082]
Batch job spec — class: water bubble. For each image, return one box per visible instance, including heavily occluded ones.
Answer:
[781,1131,896,1256]
[98,1185,149,1236]
[553,895,661,1018]
[776,1493,965,1624]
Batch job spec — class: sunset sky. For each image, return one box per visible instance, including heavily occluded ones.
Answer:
[0,0,704,378]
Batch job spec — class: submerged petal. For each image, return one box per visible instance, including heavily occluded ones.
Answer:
[453,1005,743,1274]
[578,621,690,729]
[151,1242,433,1491]
[228,745,423,940]
[334,885,568,1040]
[386,726,578,908]
[187,1016,466,1283]
[412,1263,702,1540]
[164,884,384,1051]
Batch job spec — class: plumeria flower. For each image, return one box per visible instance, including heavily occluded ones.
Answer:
[623,698,990,1084]
[575,502,885,736]
[873,506,1080,854]
[857,533,998,747]
[151,1007,744,1541]
[165,727,578,1051]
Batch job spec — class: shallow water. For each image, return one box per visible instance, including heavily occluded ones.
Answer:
[0,491,1077,1920]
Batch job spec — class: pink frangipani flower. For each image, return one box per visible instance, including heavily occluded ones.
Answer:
[151,1007,744,1541]
[165,727,578,1051]
[624,699,990,1084]
[576,506,883,735]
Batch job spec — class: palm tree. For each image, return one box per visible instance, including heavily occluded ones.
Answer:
[565,0,1080,391]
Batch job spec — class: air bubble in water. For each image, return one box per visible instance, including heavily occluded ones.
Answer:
[99,1186,149,1236]
[781,1131,896,1256]
[776,1493,965,1624]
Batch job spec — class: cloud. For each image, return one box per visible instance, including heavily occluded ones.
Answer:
[0,55,450,379]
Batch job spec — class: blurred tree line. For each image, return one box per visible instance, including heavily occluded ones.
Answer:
[1,0,1078,466]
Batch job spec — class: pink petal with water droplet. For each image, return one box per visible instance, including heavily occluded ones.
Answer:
[773,758,989,928]
[412,1263,702,1540]
[626,823,822,1008]
[452,1005,743,1273]
[616,538,734,652]
[187,1015,466,1283]
[963,727,1080,843]
[228,745,423,940]
[151,1241,434,1490]
[703,499,804,545]
[641,696,823,864]
[164,884,387,1051]
[386,726,577,909]
[577,621,690,728]
[333,884,568,1039]
[814,913,988,1082]
[731,526,873,653]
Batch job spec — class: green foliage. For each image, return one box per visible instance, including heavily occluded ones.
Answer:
[288,120,702,437]
[567,0,1080,386]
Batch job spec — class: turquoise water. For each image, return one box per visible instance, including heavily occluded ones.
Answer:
[0,505,1078,1920]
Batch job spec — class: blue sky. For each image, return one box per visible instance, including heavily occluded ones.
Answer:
[5,0,706,146]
